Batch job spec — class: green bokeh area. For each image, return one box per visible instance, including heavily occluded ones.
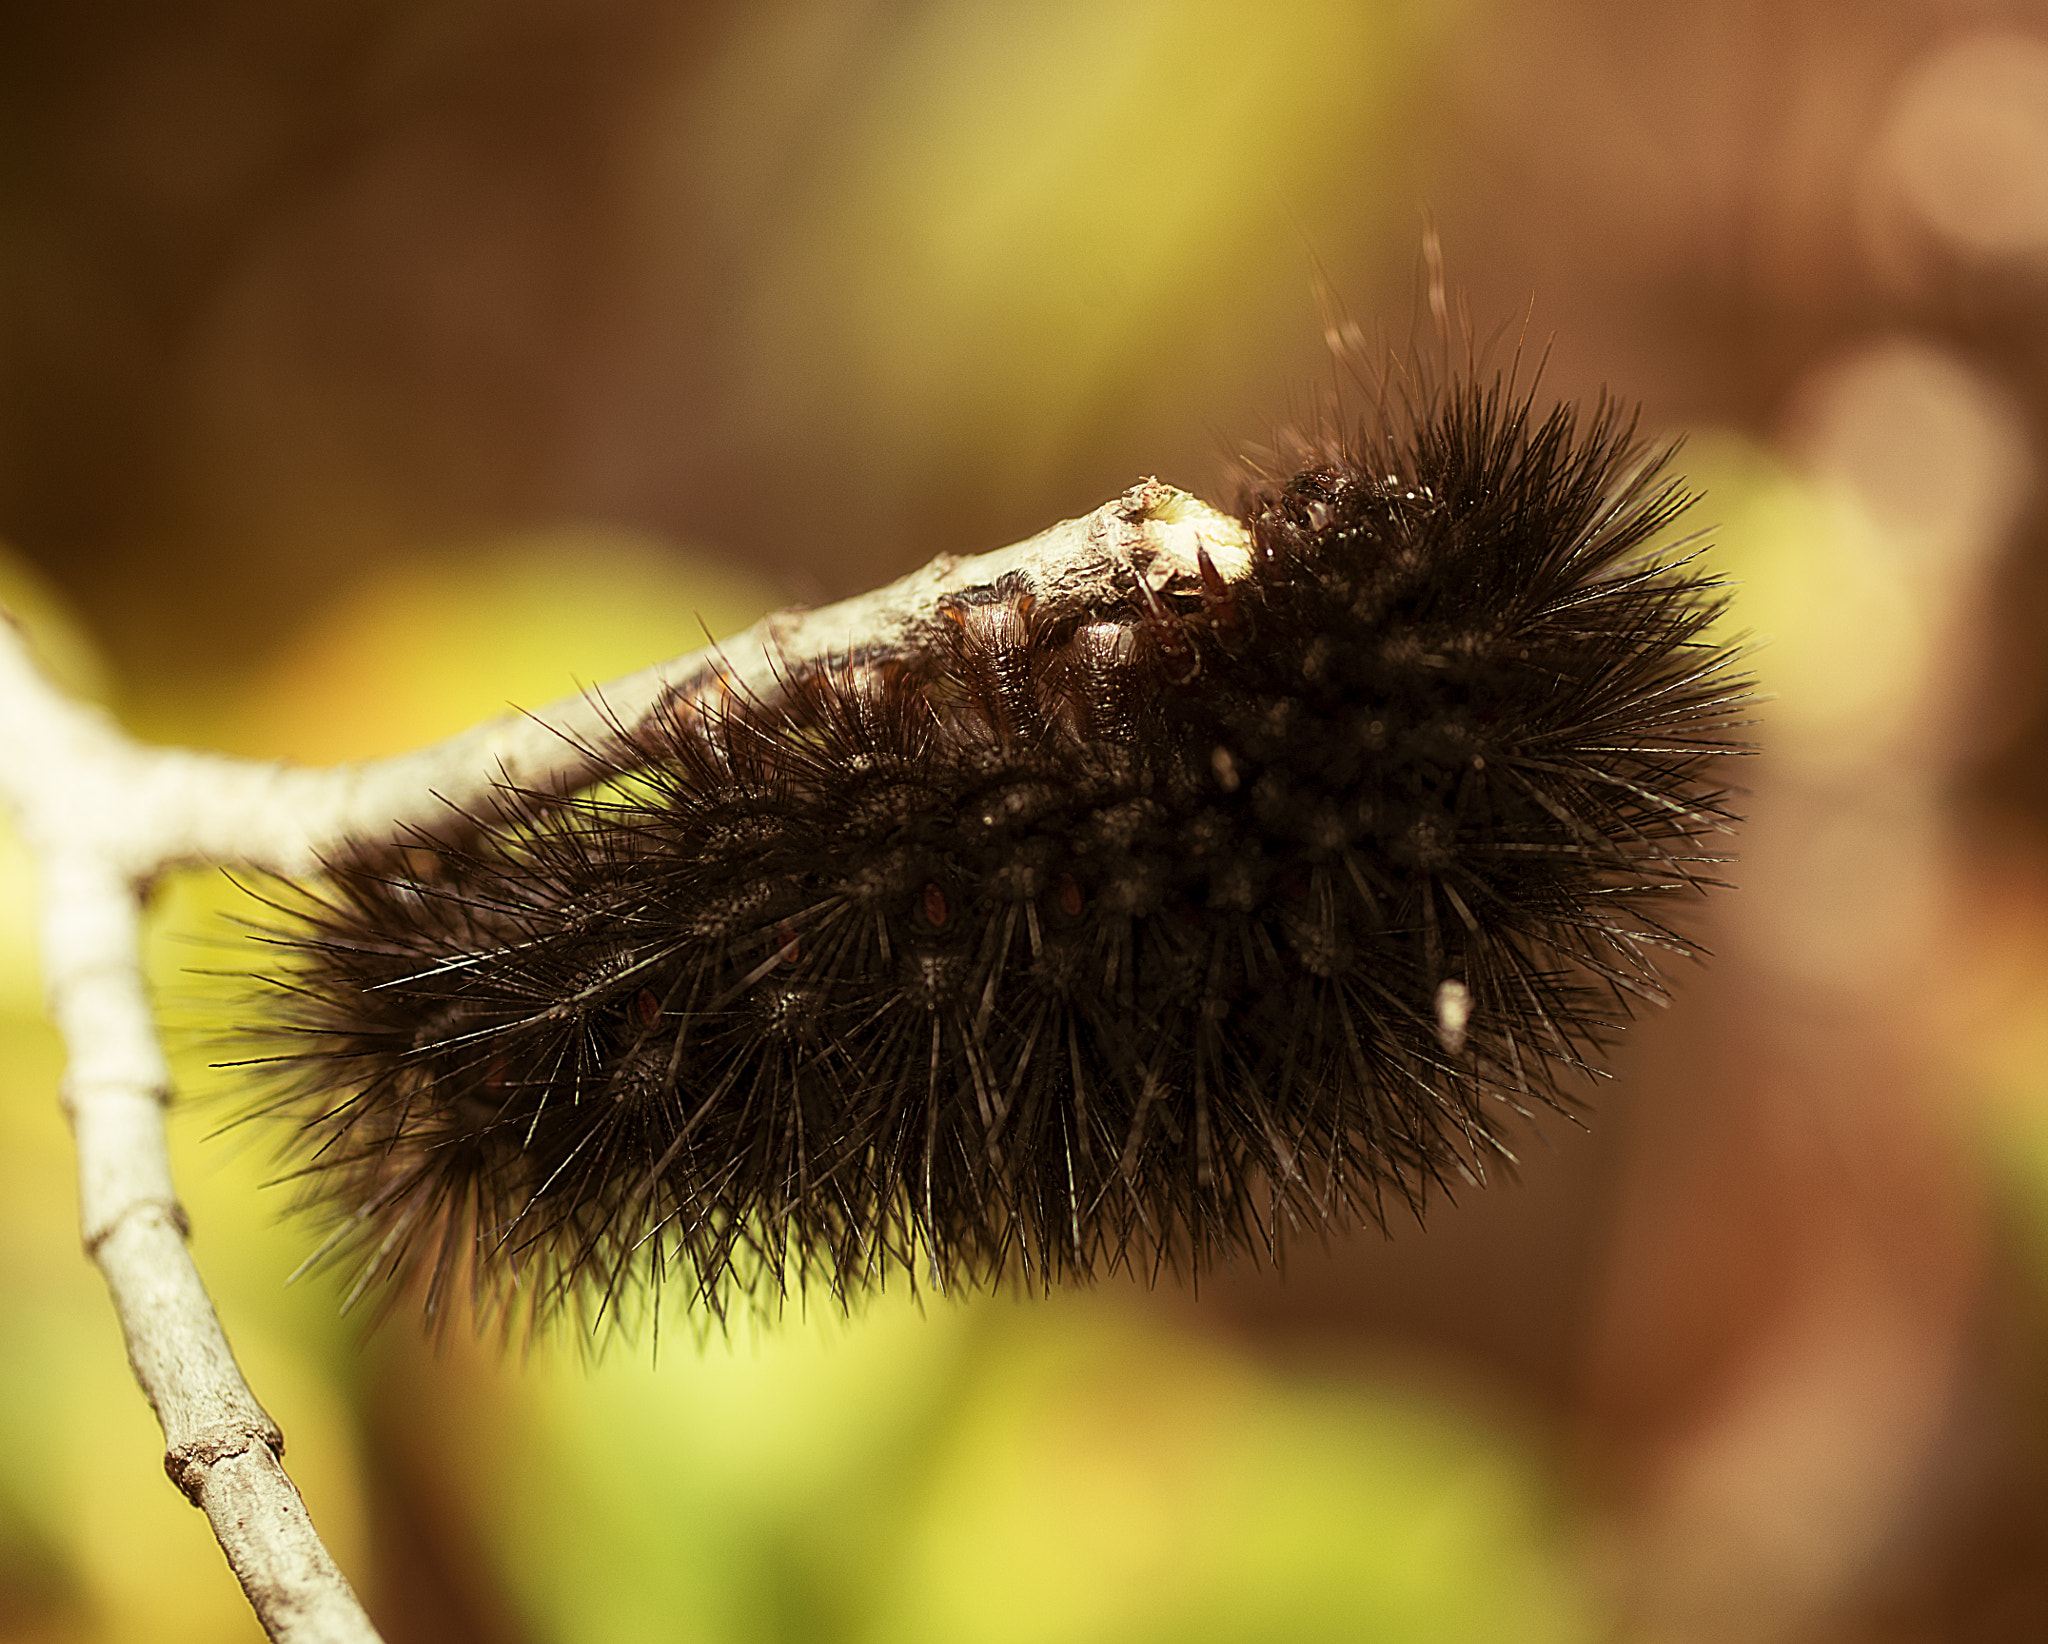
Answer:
[476,1299,1596,1644]
[0,527,1605,1643]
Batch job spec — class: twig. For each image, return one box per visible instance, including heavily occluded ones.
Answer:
[0,482,1246,1642]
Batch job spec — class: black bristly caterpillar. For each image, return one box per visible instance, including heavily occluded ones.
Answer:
[243,372,1747,1336]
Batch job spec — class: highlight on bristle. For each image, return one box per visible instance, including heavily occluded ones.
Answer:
[233,368,1749,1340]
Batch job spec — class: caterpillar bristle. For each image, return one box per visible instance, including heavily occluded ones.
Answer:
[239,370,1749,1340]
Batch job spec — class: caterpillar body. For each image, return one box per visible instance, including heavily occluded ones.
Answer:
[250,377,1746,1332]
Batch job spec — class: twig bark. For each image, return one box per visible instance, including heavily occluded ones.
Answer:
[0,482,1246,1643]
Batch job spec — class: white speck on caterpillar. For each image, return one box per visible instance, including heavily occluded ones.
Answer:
[1435,979,1473,1056]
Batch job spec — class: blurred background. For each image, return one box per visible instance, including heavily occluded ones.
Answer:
[4,0,2048,1639]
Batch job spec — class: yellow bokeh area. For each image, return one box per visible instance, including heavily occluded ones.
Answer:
[689,0,1426,509]
[1679,434,1929,770]
[207,527,782,763]
[474,1297,1595,1644]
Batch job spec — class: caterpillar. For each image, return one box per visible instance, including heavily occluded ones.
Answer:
[244,372,1747,1334]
